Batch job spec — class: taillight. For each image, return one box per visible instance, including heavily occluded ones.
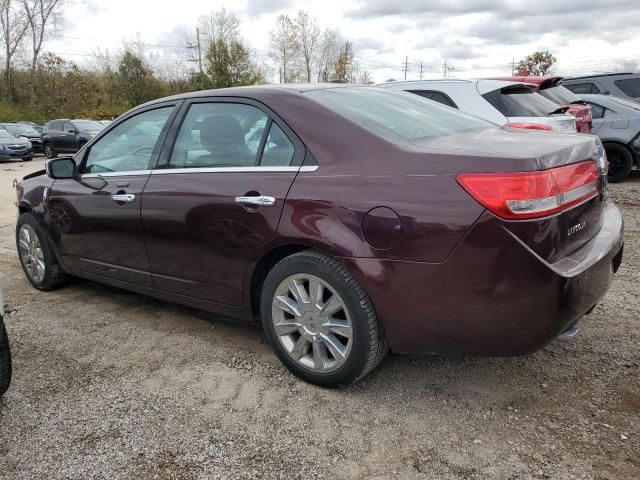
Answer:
[506,122,554,132]
[457,161,599,220]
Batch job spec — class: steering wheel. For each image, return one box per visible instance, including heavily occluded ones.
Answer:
[133,145,153,156]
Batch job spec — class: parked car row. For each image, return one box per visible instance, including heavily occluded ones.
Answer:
[0,119,112,162]
[15,84,623,387]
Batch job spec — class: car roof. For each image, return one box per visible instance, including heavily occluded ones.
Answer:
[381,79,534,94]
[565,72,637,80]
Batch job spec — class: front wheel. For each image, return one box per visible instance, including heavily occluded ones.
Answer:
[44,143,57,159]
[261,250,388,387]
[16,213,68,291]
[0,316,11,397]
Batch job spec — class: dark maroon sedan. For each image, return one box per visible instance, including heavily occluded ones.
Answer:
[14,85,623,387]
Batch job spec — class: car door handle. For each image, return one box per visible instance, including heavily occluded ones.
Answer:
[234,195,276,207]
[111,194,136,203]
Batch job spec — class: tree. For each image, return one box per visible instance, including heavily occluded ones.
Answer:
[198,7,239,47]
[269,14,298,83]
[293,10,320,83]
[516,51,557,76]
[332,41,354,82]
[204,37,263,88]
[0,0,30,101]
[116,51,164,107]
[316,28,339,82]
[22,0,64,71]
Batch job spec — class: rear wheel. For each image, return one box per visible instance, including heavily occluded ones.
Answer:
[16,213,68,291]
[605,143,633,182]
[44,143,57,159]
[261,250,388,387]
[0,316,11,397]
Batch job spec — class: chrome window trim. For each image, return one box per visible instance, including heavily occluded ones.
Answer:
[80,170,152,178]
[151,165,318,175]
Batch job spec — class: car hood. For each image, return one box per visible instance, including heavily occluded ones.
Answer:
[415,127,599,171]
[0,137,29,147]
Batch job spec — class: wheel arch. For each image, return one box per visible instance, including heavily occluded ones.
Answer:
[602,139,636,162]
[248,242,350,323]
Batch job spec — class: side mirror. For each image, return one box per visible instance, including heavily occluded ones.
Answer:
[46,158,76,179]
[67,129,76,134]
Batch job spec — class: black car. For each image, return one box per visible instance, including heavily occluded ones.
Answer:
[0,129,33,161]
[0,291,11,398]
[0,122,43,152]
[41,119,104,159]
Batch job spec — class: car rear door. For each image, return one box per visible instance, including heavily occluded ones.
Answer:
[141,98,307,306]
[45,103,180,286]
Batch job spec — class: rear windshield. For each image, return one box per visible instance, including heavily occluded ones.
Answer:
[483,87,560,117]
[614,78,640,98]
[306,87,495,142]
[538,85,579,105]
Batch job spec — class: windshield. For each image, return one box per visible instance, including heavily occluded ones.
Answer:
[608,96,640,111]
[539,85,579,105]
[483,87,561,117]
[2,124,39,136]
[72,120,104,131]
[306,87,495,142]
[0,130,17,140]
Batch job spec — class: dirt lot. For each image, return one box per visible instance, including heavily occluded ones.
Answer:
[0,157,638,480]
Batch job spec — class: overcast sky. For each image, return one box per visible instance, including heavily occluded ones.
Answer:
[49,0,640,82]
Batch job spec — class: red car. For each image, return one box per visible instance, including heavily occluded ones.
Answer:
[490,76,593,133]
[15,86,623,387]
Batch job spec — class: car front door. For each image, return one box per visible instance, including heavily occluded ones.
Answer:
[45,104,179,286]
[60,122,78,152]
[142,99,306,306]
[48,121,64,150]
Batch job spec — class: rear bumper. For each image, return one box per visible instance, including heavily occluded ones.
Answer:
[344,203,624,355]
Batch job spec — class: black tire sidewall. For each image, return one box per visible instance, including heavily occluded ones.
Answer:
[44,143,56,159]
[0,316,11,397]
[605,143,633,183]
[16,213,62,291]
[261,252,375,387]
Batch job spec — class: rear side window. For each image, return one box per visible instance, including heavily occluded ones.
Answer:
[614,78,640,98]
[407,90,457,108]
[307,87,493,143]
[565,82,600,94]
[169,102,296,169]
[483,87,559,117]
[588,102,606,119]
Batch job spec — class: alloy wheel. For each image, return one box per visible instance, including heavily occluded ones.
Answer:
[18,224,45,283]
[271,274,353,373]
[608,151,624,176]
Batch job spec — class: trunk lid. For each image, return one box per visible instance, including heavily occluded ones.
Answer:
[422,128,606,263]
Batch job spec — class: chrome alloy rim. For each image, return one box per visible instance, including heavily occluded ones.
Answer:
[18,224,45,283]
[272,274,353,373]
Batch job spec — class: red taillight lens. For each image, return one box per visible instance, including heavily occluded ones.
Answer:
[506,122,554,132]
[457,161,599,220]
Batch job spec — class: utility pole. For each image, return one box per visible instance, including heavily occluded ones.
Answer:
[511,57,516,75]
[402,56,409,80]
[196,27,203,74]
[279,67,283,84]
[419,61,424,79]
[442,59,455,78]
[186,28,203,75]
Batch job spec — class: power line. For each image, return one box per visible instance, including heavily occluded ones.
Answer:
[401,55,409,80]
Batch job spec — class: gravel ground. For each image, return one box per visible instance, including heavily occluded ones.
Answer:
[0,158,638,479]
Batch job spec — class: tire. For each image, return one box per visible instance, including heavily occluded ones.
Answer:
[44,143,57,159]
[0,316,11,397]
[16,212,68,291]
[261,250,388,387]
[605,143,633,183]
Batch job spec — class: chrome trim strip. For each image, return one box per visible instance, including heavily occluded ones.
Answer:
[80,170,152,178]
[151,165,318,175]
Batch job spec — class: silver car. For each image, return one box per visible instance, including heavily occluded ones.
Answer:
[578,94,640,182]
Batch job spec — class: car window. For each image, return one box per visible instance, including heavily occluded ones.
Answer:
[169,103,268,169]
[2,124,38,136]
[261,123,295,166]
[565,82,600,95]
[307,87,494,143]
[483,87,559,117]
[608,96,640,111]
[407,90,457,108]
[73,120,104,132]
[82,107,173,174]
[539,86,578,104]
[589,102,605,119]
[63,122,75,133]
[614,78,640,98]
[50,121,63,131]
